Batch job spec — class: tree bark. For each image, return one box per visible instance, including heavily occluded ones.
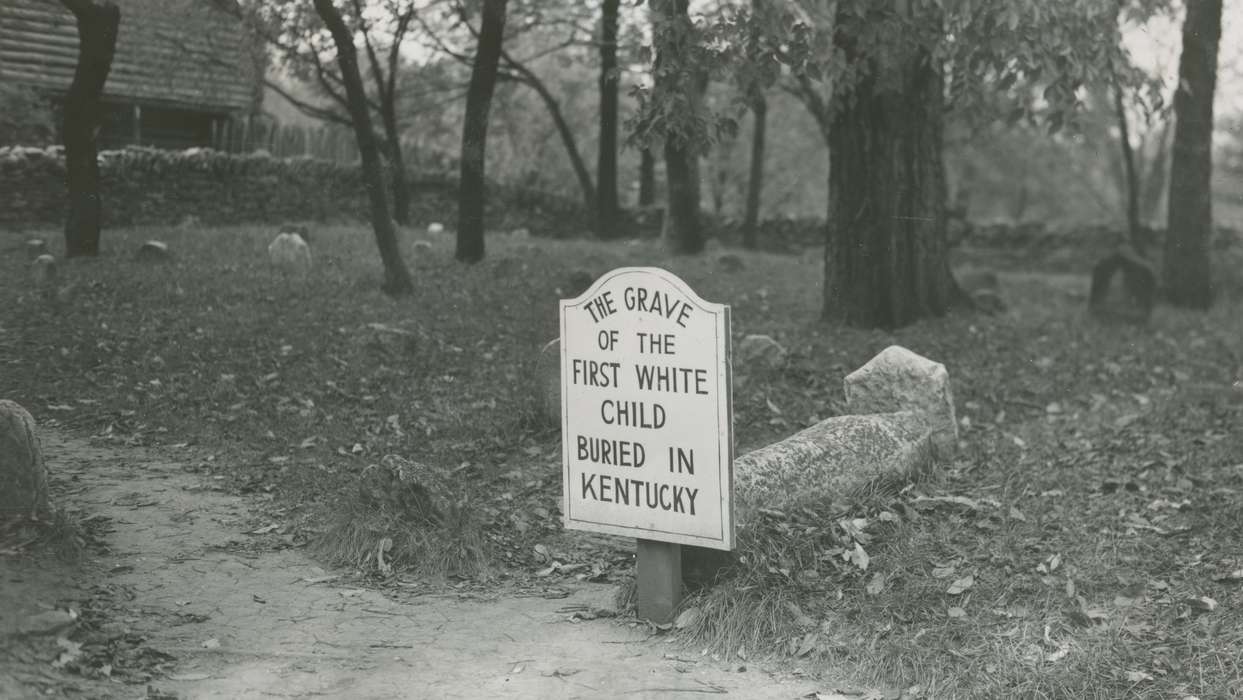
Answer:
[654,0,702,254]
[60,0,120,258]
[1114,85,1143,254]
[742,89,767,249]
[313,0,413,295]
[457,0,508,263]
[597,0,621,236]
[639,148,656,206]
[1164,0,1221,309]
[381,108,411,226]
[825,39,962,328]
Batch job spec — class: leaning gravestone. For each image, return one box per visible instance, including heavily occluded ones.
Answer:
[268,232,312,277]
[0,400,49,519]
[25,238,48,259]
[1089,247,1157,323]
[136,240,172,263]
[561,268,732,623]
[30,254,56,288]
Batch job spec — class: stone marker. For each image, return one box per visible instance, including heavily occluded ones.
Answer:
[30,254,56,287]
[1088,247,1157,323]
[537,338,561,425]
[560,267,733,623]
[280,223,310,245]
[843,345,958,459]
[268,232,313,277]
[0,400,49,519]
[737,334,787,370]
[427,222,446,236]
[135,240,171,262]
[412,240,433,255]
[25,238,48,259]
[717,253,744,272]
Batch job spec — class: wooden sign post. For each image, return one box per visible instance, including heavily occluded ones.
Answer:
[560,268,733,623]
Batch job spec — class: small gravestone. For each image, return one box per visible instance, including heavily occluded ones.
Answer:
[537,338,561,424]
[412,240,433,256]
[737,334,787,370]
[561,267,733,623]
[0,400,49,519]
[136,240,172,263]
[427,222,445,236]
[30,254,56,287]
[268,232,312,277]
[280,223,310,245]
[25,238,48,259]
[717,253,744,272]
[1089,247,1156,323]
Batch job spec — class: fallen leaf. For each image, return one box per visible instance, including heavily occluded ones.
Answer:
[866,572,886,596]
[1125,670,1154,683]
[1185,596,1218,612]
[201,638,220,649]
[169,673,212,681]
[947,575,974,595]
[947,606,966,619]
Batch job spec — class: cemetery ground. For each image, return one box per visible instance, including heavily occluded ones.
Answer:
[1,222,1242,699]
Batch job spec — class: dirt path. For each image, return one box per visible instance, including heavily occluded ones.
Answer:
[2,430,820,699]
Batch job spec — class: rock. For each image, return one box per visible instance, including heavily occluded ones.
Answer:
[957,269,999,294]
[135,240,171,262]
[737,334,787,370]
[843,345,957,459]
[412,239,433,255]
[280,223,310,245]
[564,270,595,298]
[30,254,56,287]
[970,288,1007,314]
[0,400,49,519]
[25,238,48,259]
[1089,247,1157,323]
[268,232,312,277]
[735,411,936,515]
[537,339,561,426]
[717,254,744,272]
[427,222,445,236]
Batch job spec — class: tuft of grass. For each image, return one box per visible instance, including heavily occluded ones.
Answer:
[0,508,85,562]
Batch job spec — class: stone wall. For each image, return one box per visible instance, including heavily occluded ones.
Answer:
[0,146,586,234]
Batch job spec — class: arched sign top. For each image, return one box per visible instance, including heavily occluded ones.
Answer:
[559,267,734,551]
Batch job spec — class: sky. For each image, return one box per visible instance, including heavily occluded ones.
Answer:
[1124,1,1243,119]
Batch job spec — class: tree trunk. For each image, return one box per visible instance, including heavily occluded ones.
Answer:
[60,0,120,259]
[313,0,413,295]
[742,89,767,250]
[639,148,656,206]
[597,0,621,236]
[655,0,702,254]
[825,42,961,328]
[381,107,411,226]
[1114,85,1143,254]
[520,75,594,211]
[1164,0,1221,309]
[457,0,508,263]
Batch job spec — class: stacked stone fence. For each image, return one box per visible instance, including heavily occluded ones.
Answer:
[0,146,587,236]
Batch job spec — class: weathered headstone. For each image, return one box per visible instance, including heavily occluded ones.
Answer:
[136,240,172,262]
[561,268,733,623]
[0,400,49,519]
[412,240,433,255]
[1089,247,1157,323]
[843,345,958,459]
[427,222,446,236]
[268,232,312,277]
[537,338,561,425]
[25,238,48,259]
[737,334,787,371]
[280,223,310,245]
[30,254,56,287]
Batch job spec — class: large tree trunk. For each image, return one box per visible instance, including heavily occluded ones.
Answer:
[1164,0,1221,309]
[457,0,508,263]
[60,0,119,259]
[638,148,656,206]
[596,0,620,236]
[654,0,702,254]
[825,42,961,328]
[381,107,411,225]
[1114,85,1143,254]
[313,0,412,295]
[742,89,766,250]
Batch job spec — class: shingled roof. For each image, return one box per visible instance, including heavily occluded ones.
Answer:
[0,0,258,113]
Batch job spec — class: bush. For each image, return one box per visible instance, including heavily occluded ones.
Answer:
[0,85,54,148]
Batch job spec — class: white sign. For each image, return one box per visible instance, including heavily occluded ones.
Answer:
[560,267,733,551]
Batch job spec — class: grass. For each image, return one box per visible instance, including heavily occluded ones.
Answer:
[2,220,1243,696]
